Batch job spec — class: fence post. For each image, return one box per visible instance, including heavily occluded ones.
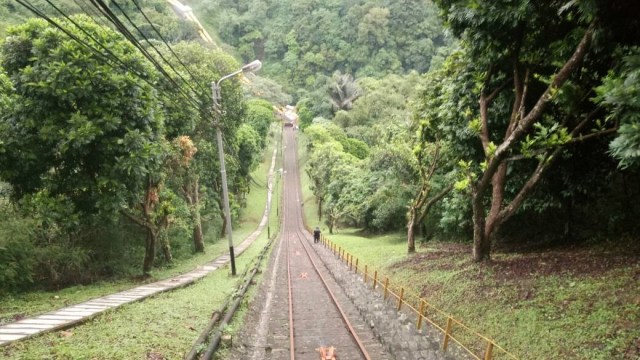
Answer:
[373,271,378,290]
[383,277,389,300]
[364,265,368,283]
[442,317,453,351]
[397,288,404,311]
[416,299,425,330]
[484,342,494,360]
[355,258,358,274]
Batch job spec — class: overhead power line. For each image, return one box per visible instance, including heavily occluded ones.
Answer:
[130,0,212,97]
[15,0,204,114]
[87,0,205,108]
[17,0,202,111]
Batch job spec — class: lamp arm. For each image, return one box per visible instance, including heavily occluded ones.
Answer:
[217,69,243,86]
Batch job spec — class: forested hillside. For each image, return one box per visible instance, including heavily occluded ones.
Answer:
[0,0,639,358]
[189,0,452,119]
[190,0,449,85]
[1,0,638,294]
[295,0,640,260]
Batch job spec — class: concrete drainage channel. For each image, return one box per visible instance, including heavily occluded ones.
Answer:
[184,232,279,360]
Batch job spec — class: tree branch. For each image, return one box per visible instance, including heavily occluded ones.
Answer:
[417,184,454,224]
[475,23,594,195]
[120,209,153,230]
[495,148,558,231]
[567,128,618,143]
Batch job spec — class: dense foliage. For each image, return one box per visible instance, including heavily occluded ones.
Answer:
[0,0,638,358]
[192,0,449,89]
[1,0,638,295]
[0,3,276,289]
[302,0,640,262]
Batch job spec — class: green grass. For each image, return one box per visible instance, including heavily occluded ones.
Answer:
[0,230,274,360]
[296,132,640,360]
[0,127,282,359]
[313,231,640,359]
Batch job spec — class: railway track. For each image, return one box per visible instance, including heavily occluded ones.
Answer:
[279,126,370,359]
[285,229,373,359]
[230,128,391,360]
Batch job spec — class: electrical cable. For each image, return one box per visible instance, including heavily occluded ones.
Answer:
[72,0,112,30]
[88,0,195,95]
[130,0,213,97]
[110,0,206,98]
[15,0,204,114]
[79,0,205,111]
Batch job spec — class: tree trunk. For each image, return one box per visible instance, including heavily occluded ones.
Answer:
[193,220,204,252]
[472,190,491,262]
[407,183,453,254]
[317,198,323,221]
[162,240,172,262]
[189,180,205,252]
[221,212,227,237]
[407,207,417,253]
[471,164,506,263]
[143,228,156,275]
[563,196,573,242]
[485,163,508,242]
[469,26,594,262]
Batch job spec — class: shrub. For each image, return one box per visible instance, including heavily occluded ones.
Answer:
[0,204,36,293]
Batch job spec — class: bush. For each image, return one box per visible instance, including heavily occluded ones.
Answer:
[0,204,36,293]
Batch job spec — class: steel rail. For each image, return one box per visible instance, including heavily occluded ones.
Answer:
[286,233,296,360]
[281,127,371,360]
[292,231,372,360]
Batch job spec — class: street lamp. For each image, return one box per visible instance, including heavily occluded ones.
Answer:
[212,60,262,276]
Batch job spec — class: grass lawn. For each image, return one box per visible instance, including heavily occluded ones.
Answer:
[0,126,281,331]
[297,132,640,360]
[0,229,274,360]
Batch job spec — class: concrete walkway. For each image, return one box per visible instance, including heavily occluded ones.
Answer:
[0,144,279,347]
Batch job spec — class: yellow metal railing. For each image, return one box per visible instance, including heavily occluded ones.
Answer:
[312,231,519,360]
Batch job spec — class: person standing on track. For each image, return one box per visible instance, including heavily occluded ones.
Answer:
[313,226,321,244]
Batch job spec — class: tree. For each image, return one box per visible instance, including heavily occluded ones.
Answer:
[0,16,170,275]
[156,41,248,246]
[434,1,619,261]
[596,48,640,169]
[245,99,277,149]
[323,156,361,233]
[306,139,343,220]
[406,138,453,253]
[166,136,204,252]
[328,71,361,113]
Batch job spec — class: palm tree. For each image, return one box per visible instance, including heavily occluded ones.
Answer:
[329,71,361,113]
